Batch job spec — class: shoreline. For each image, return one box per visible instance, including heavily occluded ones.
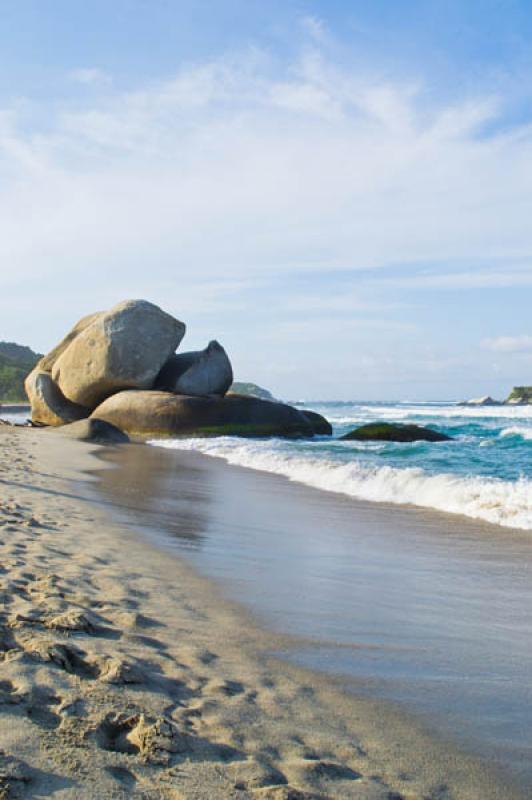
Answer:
[0,427,525,799]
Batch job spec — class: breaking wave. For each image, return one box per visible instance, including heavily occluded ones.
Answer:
[150,437,532,531]
[500,426,532,441]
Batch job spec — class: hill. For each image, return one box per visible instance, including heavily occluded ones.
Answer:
[229,382,276,401]
[0,342,41,402]
[505,386,532,405]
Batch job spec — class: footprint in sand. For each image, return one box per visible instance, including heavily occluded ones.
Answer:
[0,751,32,799]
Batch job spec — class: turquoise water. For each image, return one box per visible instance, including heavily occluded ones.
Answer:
[153,401,532,530]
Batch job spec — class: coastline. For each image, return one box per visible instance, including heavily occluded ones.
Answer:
[0,427,525,799]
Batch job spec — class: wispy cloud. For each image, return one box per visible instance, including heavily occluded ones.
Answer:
[482,335,532,353]
[69,67,111,86]
[1,26,532,396]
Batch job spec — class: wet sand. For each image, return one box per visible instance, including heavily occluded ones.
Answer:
[0,426,525,799]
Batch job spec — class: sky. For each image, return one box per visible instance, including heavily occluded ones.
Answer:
[1,0,531,400]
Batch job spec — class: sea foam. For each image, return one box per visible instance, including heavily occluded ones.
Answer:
[500,426,532,441]
[150,437,532,531]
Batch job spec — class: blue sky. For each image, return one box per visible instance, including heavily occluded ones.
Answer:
[1,0,531,400]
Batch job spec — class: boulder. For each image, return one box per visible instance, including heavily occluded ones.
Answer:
[300,410,332,436]
[52,418,129,444]
[51,300,186,408]
[37,311,103,373]
[91,390,314,438]
[341,423,451,443]
[155,340,233,397]
[24,370,90,427]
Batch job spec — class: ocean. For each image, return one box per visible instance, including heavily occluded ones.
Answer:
[149,400,532,531]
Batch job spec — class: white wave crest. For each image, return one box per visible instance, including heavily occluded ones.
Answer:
[353,405,532,421]
[500,426,532,441]
[150,438,532,531]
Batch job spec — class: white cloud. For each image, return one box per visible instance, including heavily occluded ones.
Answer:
[371,264,532,290]
[482,335,532,353]
[1,40,532,396]
[69,67,111,86]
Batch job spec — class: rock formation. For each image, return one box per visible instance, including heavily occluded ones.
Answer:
[25,300,185,426]
[91,390,314,438]
[51,300,185,408]
[459,396,500,407]
[51,418,130,444]
[25,370,89,427]
[155,340,232,397]
[25,298,331,439]
[341,423,451,443]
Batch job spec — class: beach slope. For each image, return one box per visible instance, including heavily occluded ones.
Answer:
[0,427,522,799]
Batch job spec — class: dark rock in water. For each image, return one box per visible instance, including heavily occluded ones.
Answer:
[155,340,233,397]
[91,390,314,438]
[52,418,129,444]
[341,423,452,442]
[24,370,90,427]
[300,410,332,436]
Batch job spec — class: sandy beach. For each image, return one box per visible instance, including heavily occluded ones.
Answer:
[0,426,525,799]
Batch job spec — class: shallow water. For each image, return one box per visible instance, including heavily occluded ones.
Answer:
[152,400,532,529]
[93,444,532,791]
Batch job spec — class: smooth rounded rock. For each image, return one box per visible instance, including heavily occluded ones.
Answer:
[300,410,332,436]
[51,300,186,408]
[155,340,233,397]
[52,418,130,444]
[24,370,90,427]
[92,390,314,438]
[341,422,451,442]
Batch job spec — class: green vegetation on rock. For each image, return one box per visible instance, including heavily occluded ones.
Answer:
[229,382,276,401]
[0,342,41,402]
[505,386,532,404]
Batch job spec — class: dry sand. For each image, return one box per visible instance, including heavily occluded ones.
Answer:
[0,426,523,799]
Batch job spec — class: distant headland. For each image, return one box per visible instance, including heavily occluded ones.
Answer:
[460,387,532,406]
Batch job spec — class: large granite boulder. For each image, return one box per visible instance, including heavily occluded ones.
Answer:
[37,311,103,373]
[24,370,90,427]
[341,423,451,443]
[155,340,233,397]
[51,300,185,408]
[91,390,314,438]
[25,311,103,424]
[51,418,130,444]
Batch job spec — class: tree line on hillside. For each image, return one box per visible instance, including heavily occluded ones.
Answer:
[0,342,42,402]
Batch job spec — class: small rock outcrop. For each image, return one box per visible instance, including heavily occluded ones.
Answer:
[341,423,451,443]
[51,300,185,408]
[459,396,500,407]
[51,418,130,444]
[91,390,314,438]
[24,370,89,427]
[155,340,233,397]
